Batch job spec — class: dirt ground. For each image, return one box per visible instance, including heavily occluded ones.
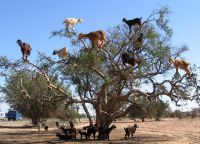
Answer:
[0,118,199,144]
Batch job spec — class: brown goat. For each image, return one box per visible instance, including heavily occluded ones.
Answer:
[169,58,191,76]
[53,47,68,60]
[16,39,32,61]
[124,124,138,139]
[79,30,106,49]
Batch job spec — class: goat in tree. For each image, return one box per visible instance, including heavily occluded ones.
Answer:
[16,39,32,61]
[124,124,138,139]
[122,17,142,33]
[53,47,68,60]
[169,58,191,77]
[122,51,141,66]
[79,30,106,49]
[63,18,83,31]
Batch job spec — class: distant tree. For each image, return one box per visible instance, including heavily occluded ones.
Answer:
[191,108,200,118]
[50,103,79,121]
[0,71,69,126]
[174,110,184,119]
[128,97,169,121]
[152,100,170,121]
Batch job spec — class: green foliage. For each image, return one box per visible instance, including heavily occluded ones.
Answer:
[1,71,68,126]
[128,97,170,121]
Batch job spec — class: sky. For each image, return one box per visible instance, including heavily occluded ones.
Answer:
[0,0,200,112]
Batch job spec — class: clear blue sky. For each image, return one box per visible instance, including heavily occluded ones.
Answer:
[0,0,200,112]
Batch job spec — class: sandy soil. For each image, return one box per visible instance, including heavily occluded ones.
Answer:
[0,118,199,144]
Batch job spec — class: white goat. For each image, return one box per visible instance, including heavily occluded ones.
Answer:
[53,47,68,60]
[63,18,83,31]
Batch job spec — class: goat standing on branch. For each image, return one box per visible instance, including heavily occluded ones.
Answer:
[16,39,32,62]
[53,47,68,60]
[122,17,142,33]
[169,58,191,77]
[63,18,83,31]
[79,30,106,49]
[122,51,141,67]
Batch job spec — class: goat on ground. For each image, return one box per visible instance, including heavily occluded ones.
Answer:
[169,58,191,77]
[59,126,76,140]
[44,126,48,131]
[79,30,106,49]
[122,17,142,33]
[78,130,89,140]
[16,39,32,61]
[106,125,116,140]
[98,125,116,140]
[82,124,97,140]
[63,18,83,31]
[53,47,68,60]
[122,51,141,66]
[124,124,138,139]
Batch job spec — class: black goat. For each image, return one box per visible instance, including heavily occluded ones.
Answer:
[83,124,97,140]
[57,124,76,140]
[16,39,32,61]
[44,126,48,131]
[56,133,69,140]
[78,130,89,140]
[55,121,60,128]
[106,125,116,140]
[122,52,141,66]
[122,17,142,33]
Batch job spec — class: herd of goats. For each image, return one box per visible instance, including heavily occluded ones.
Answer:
[16,17,192,77]
[52,121,138,141]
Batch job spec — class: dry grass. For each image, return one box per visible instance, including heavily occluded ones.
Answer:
[0,118,199,144]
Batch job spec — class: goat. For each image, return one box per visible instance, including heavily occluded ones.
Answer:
[44,126,48,131]
[122,17,142,33]
[106,125,116,140]
[16,39,32,61]
[134,33,143,50]
[82,124,97,140]
[122,51,141,66]
[78,130,89,140]
[79,30,106,49]
[124,124,138,139]
[69,121,74,129]
[169,58,191,77]
[59,126,76,140]
[63,18,83,31]
[53,47,68,60]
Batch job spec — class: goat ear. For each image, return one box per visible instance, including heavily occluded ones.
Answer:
[53,50,56,55]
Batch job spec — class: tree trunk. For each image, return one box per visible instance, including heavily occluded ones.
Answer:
[98,127,109,140]
[82,103,93,125]
[96,112,112,140]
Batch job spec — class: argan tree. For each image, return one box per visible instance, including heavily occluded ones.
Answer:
[0,7,199,139]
